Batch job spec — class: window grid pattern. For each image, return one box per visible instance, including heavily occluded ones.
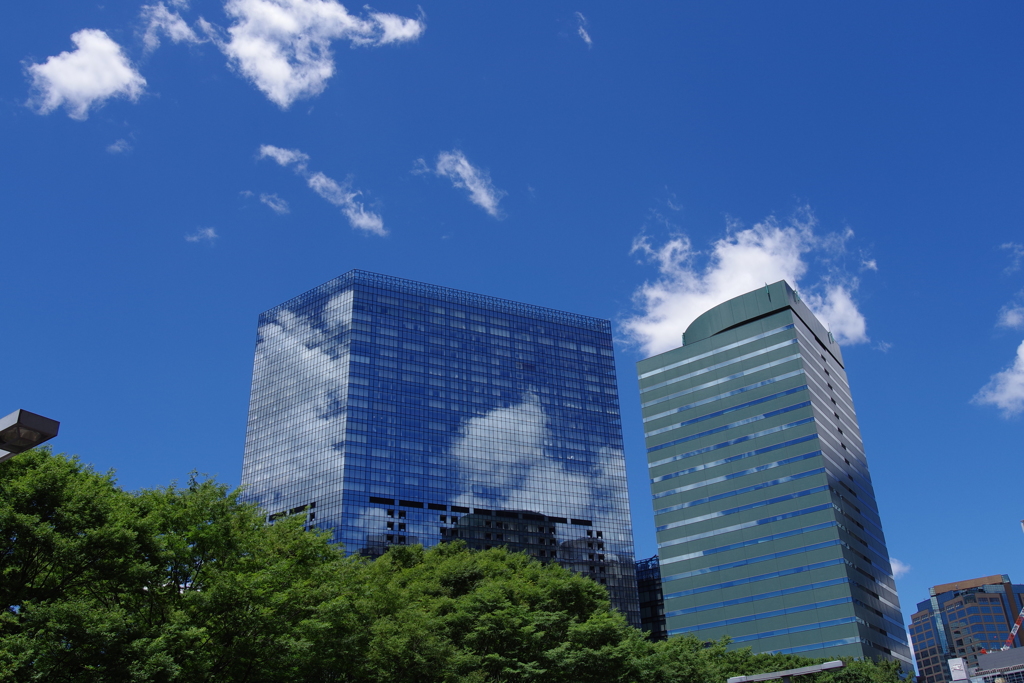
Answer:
[242,270,639,623]
[910,580,1024,683]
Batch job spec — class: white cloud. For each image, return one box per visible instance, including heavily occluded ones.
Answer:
[1003,242,1024,274]
[307,172,386,236]
[306,171,349,204]
[141,4,201,51]
[216,0,424,108]
[141,3,202,52]
[623,210,870,356]
[25,29,146,120]
[260,144,385,235]
[998,304,1024,330]
[874,341,893,353]
[259,192,289,214]
[973,340,1024,418]
[107,138,132,154]
[803,284,867,347]
[890,558,911,579]
[432,150,506,217]
[861,259,878,271]
[341,201,385,235]
[575,12,592,47]
[370,11,426,44]
[259,144,309,169]
[185,227,218,242]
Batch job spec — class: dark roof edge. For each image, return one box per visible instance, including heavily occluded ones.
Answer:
[682,281,844,368]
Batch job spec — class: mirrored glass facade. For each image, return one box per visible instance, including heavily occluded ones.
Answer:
[241,270,639,622]
[637,280,911,663]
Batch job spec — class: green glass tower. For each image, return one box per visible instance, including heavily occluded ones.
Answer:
[637,280,910,663]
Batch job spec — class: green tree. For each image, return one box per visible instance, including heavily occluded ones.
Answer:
[293,541,656,682]
[0,448,910,683]
[0,448,353,682]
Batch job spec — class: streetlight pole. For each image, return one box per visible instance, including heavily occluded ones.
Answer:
[727,660,846,683]
[0,409,60,463]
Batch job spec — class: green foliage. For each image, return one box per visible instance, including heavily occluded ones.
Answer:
[0,449,909,683]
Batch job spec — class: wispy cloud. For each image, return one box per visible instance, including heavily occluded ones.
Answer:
[998,302,1024,330]
[259,144,385,235]
[1003,242,1024,274]
[25,29,146,120]
[422,150,506,217]
[107,138,132,154]
[185,227,218,243]
[213,0,425,108]
[141,2,203,52]
[861,259,878,271]
[973,340,1024,418]
[976,246,1024,417]
[259,193,289,214]
[575,12,592,47]
[259,144,310,169]
[890,558,911,579]
[623,209,870,356]
[306,172,384,234]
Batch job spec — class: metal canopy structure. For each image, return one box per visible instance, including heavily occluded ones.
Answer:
[0,409,60,462]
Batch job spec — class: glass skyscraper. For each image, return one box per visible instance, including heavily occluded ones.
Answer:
[241,270,639,622]
[637,280,910,662]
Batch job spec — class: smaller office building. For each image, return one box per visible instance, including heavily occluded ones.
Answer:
[636,555,667,641]
[909,575,1024,683]
[970,648,1024,683]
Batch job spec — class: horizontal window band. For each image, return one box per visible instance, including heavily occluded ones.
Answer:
[656,485,830,533]
[652,436,818,485]
[638,324,796,380]
[647,400,812,453]
[664,557,847,600]
[773,637,865,656]
[665,576,850,618]
[669,596,853,634]
[662,538,844,583]
[643,369,807,424]
[657,502,834,550]
[653,450,821,499]
[660,520,839,566]
[675,616,860,644]
[654,467,826,515]
[645,385,810,438]
[730,616,859,643]
[640,338,799,394]
[648,417,816,468]
[641,354,803,409]
[794,324,852,393]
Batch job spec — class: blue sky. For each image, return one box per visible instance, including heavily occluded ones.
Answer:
[4,0,1024,640]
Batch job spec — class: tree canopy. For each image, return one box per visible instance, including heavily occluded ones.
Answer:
[0,448,907,683]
